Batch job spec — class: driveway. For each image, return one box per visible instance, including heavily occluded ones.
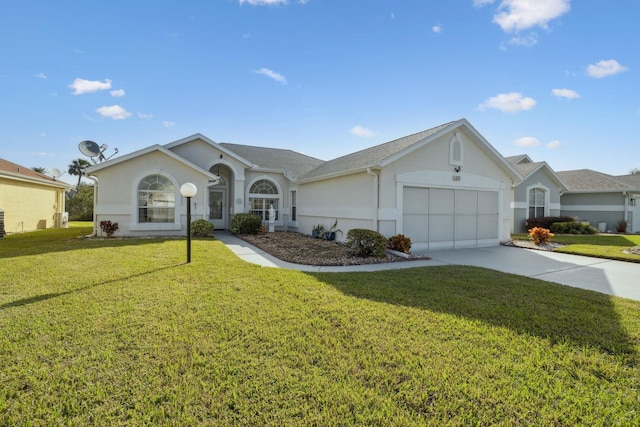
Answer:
[217,233,640,301]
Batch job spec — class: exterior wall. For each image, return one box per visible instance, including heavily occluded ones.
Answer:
[560,192,626,232]
[512,169,562,232]
[0,178,67,233]
[297,172,374,240]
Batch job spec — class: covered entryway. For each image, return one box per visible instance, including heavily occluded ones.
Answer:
[208,164,233,230]
[402,187,499,250]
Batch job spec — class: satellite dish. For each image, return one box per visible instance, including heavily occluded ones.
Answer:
[47,167,63,178]
[79,140,101,157]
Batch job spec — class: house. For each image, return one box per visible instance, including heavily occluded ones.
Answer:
[556,169,640,233]
[85,118,522,250]
[506,155,568,232]
[0,158,71,235]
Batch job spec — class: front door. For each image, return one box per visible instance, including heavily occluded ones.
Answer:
[209,189,226,229]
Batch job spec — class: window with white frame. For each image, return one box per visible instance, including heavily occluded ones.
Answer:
[528,188,546,218]
[138,175,176,223]
[290,190,297,221]
[249,179,279,221]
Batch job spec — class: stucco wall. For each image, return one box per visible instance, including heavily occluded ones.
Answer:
[560,192,626,231]
[512,169,563,232]
[0,178,65,233]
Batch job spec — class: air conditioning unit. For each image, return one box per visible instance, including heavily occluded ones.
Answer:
[55,212,69,228]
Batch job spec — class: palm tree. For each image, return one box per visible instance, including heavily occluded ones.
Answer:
[68,158,92,188]
[31,166,46,174]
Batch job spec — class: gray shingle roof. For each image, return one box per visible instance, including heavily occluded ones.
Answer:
[220,143,324,179]
[615,174,640,188]
[301,121,455,180]
[505,154,532,165]
[512,161,544,177]
[556,169,635,192]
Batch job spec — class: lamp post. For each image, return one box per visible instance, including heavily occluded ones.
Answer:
[180,183,198,263]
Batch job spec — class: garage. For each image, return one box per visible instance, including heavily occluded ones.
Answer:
[402,186,499,250]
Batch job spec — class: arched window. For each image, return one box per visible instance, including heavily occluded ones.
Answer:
[249,179,279,221]
[528,188,546,218]
[138,175,176,223]
[449,133,463,166]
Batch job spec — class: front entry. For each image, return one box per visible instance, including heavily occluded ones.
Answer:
[209,189,227,229]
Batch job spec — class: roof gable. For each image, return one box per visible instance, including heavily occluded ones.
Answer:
[220,143,324,179]
[512,160,568,191]
[0,157,70,189]
[164,133,253,167]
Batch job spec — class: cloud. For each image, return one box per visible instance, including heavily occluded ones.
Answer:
[239,0,287,5]
[350,125,376,138]
[478,92,537,113]
[432,24,443,34]
[551,88,580,100]
[473,0,495,6]
[163,121,176,128]
[586,59,628,78]
[514,136,540,147]
[96,105,132,120]
[492,0,571,32]
[34,72,47,79]
[255,68,287,85]
[502,34,538,49]
[138,112,153,119]
[69,78,112,95]
[547,140,561,148]
[110,89,125,97]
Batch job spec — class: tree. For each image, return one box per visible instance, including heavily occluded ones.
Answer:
[67,184,94,221]
[68,158,92,188]
[31,166,46,174]
[629,168,640,175]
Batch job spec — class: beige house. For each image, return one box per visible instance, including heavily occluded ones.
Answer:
[0,158,71,235]
[86,119,522,249]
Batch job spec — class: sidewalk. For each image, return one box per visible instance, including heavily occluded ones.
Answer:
[215,232,640,301]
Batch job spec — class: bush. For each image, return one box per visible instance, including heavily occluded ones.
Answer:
[99,220,119,237]
[550,221,596,235]
[528,227,554,245]
[230,213,263,235]
[191,219,214,237]
[525,216,575,231]
[345,228,388,258]
[388,234,412,254]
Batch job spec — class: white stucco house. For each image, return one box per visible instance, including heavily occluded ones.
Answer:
[85,118,522,250]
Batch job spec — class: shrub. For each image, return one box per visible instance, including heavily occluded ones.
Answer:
[528,227,554,245]
[191,219,214,237]
[617,220,628,233]
[525,216,575,230]
[99,220,119,238]
[345,229,388,258]
[550,221,596,235]
[230,213,263,235]
[388,234,412,254]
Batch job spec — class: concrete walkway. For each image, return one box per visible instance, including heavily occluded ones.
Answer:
[216,232,640,301]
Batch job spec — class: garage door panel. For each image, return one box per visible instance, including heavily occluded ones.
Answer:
[478,214,498,239]
[455,214,478,240]
[478,191,499,214]
[429,215,454,242]
[455,190,478,214]
[429,188,454,215]
[403,187,428,214]
[403,214,429,242]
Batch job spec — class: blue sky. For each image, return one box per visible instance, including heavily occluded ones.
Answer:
[2,0,638,185]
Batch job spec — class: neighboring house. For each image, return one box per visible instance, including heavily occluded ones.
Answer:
[506,155,568,232]
[86,118,522,250]
[0,157,71,234]
[557,169,640,233]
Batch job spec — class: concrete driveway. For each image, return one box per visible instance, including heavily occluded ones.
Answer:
[217,232,640,301]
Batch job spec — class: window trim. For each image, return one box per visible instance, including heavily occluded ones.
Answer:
[130,170,182,230]
[526,185,549,219]
[246,177,283,223]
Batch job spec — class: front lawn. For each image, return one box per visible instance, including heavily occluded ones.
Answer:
[1,226,639,425]
[512,233,640,262]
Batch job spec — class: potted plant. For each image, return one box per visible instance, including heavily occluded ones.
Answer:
[311,224,325,239]
[323,219,342,241]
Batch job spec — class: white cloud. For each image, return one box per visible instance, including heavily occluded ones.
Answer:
[432,25,443,34]
[551,88,580,100]
[350,125,376,138]
[547,140,561,148]
[514,136,540,147]
[138,112,153,119]
[110,89,125,97]
[35,72,47,79]
[502,34,538,48]
[586,59,628,78]
[239,0,287,5]
[478,92,537,113]
[493,0,570,32]
[255,68,287,85]
[69,78,112,95]
[96,105,132,120]
[473,0,495,7]
[163,121,176,128]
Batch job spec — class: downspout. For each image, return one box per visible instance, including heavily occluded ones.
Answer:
[87,175,99,236]
[366,167,379,231]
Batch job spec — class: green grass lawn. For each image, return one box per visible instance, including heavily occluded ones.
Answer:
[2,224,640,425]
[513,232,640,263]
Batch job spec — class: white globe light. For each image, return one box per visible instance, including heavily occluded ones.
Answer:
[180,182,197,197]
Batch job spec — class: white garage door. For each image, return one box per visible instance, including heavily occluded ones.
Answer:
[403,187,499,250]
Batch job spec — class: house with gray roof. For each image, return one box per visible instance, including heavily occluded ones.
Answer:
[506,155,568,232]
[85,118,522,249]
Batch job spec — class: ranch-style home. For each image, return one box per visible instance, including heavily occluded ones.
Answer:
[85,118,523,250]
[0,157,71,235]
